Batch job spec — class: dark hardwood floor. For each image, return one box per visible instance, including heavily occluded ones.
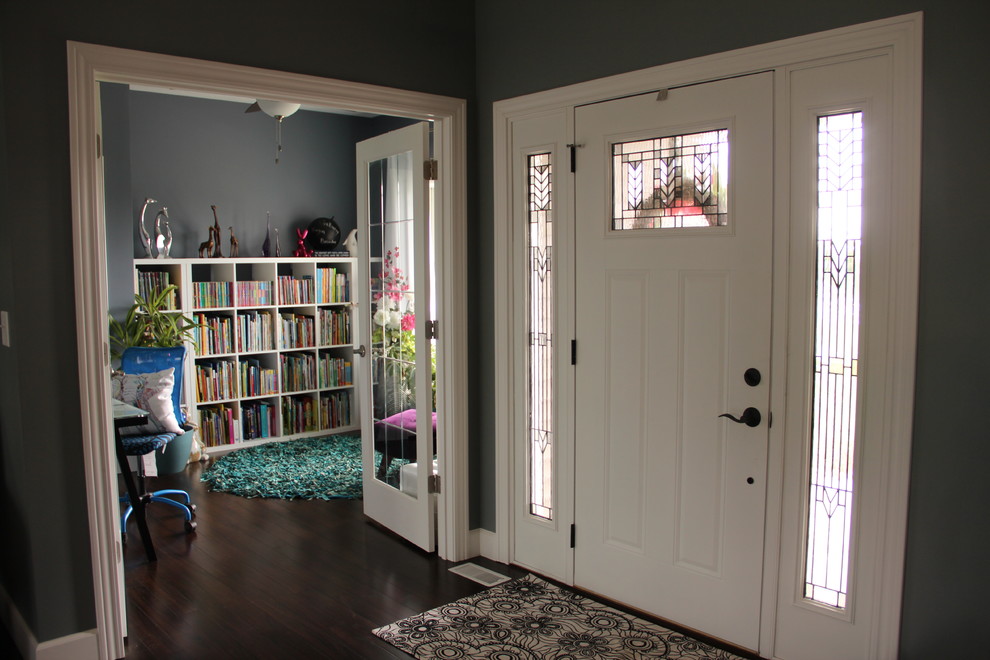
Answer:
[122,459,760,660]
[121,459,528,659]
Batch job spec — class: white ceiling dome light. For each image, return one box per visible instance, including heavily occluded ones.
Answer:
[246,99,302,164]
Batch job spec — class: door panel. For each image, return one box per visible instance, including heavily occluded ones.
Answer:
[573,72,773,650]
[356,122,435,552]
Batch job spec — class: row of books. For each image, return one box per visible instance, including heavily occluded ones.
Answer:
[199,404,236,447]
[192,281,234,308]
[241,400,275,440]
[280,353,317,392]
[280,313,315,349]
[192,313,233,355]
[319,308,351,345]
[196,359,237,402]
[198,391,354,446]
[278,275,313,305]
[282,395,320,434]
[237,310,275,352]
[137,271,178,308]
[321,391,352,429]
[240,358,278,397]
[315,267,351,304]
[237,280,274,307]
[192,310,349,355]
[318,356,353,388]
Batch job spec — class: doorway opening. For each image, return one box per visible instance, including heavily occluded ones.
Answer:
[68,41,469,659]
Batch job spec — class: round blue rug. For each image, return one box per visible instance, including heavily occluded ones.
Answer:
[201,435,368,500]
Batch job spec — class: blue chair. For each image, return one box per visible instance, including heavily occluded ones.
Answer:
[119,346,197,538]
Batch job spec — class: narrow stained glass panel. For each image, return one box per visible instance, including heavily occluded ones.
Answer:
[528,153,553,520]
[612,129,728,230]
[804,111,863,609]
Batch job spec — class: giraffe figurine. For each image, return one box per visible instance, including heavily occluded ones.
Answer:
[229,226,239,258]
[210,205,223,258]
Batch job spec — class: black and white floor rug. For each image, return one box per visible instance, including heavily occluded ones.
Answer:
[373,574,746,659]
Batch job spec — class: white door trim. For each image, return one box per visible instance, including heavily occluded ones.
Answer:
[67,41,470,659]
[492,13,921,659]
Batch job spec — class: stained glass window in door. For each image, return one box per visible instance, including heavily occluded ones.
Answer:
[804,111,863,609]
[528,153,553,520]
[611,129,728,230]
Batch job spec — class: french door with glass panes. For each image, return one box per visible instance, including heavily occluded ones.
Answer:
[356,122,437,552]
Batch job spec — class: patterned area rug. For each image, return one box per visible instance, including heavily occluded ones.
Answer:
[201,435,378,499]
[374,574,745,659]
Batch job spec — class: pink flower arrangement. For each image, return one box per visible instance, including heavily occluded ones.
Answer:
[400,313,415,331]
[375,247,409,304]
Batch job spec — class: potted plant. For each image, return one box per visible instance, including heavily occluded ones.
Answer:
[109,284,202,360]
[109,284,206,472]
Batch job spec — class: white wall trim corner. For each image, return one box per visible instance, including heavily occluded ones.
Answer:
[0,580,36,660]
[67,40,470,657]
[0,582,98,660]
[466,527,501,562]
[36,631,99,660]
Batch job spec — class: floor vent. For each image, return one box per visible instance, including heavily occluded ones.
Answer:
[449,562,511,587]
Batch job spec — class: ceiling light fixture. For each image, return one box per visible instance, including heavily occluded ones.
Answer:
[246,99,301,164]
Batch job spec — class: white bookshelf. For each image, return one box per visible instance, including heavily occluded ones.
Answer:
[134,257,359,454]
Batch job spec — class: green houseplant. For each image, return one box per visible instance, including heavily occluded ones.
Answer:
[109,284,206,472]
[108,284,203,360]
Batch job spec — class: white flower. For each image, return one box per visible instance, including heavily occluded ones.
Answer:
[374,308,390,327]
[387,311,402,329]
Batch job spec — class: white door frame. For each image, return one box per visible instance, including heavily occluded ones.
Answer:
[67,41,470,660]
[492,13,921,659]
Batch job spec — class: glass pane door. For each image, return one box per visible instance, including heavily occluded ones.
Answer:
[357,122,436,551]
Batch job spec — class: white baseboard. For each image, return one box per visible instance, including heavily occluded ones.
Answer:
[0,581,34,660]
[36,631,99,660]
[466,527,499,562]
[0,581,99,660]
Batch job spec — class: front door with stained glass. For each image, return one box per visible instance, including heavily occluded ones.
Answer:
[571,72,774,651]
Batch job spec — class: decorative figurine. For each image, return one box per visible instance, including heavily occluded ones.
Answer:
[198,231,214,258]
[210,205,223,258]
[229,226,239,257]
[262,212,273,257]
[342,229,358,256]
[274,227,281,257]
[139,197,156,258]
[154,207,171,259]
[293,228,312,257]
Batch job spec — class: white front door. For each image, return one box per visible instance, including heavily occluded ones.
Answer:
[573,72,773,650]
[356,122,436,552]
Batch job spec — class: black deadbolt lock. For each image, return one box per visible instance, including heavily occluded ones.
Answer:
[744,368,762,387]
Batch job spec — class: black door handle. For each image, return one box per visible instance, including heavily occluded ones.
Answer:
[719,407,762,428]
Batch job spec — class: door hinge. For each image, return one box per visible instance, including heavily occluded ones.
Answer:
[571,339,576,365]
[426,319,439,339]
[569,523,576,548]
[96,134,102,159]
[424,159,438,181]
[566,143,578,172]
[427,473,441,494]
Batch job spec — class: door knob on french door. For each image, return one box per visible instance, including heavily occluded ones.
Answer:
[719,407,762,427]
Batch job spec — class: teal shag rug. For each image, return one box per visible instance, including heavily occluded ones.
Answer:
[202,435,387,500]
